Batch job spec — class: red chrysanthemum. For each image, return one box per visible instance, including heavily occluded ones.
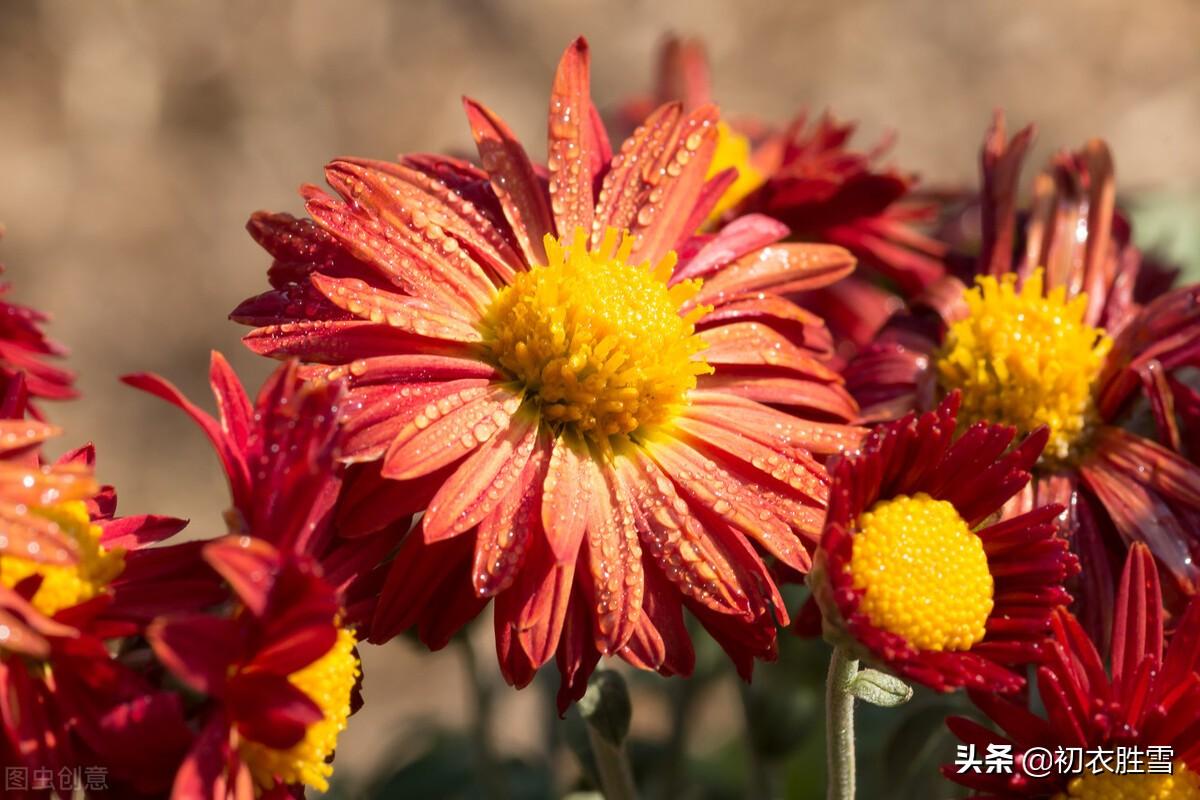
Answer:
[809,393,1077,692]
[621,35,949,358]
[123,352,391,627]
[0,235,76,414]
[149,537,361,798]
[846,114,1200,642]
[231,37,867,708]
[0,376,208,798]
[946,543,1200,798]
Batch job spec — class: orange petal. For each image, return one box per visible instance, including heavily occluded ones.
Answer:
[594,102,683,243]
[627,104,720,264]
[698,373,858,422]
[242,319,470,362]
[581,464,644,654]
[695,242,855,303]
[424,408,539,542]
[546,37,597,241]
[310,273,481,342]
[0,420,59,458]
[646,436,812,573]
[382,385,521,481]
[495,532,576,671]
[687,390,865,455]
[699,321,840,381]
[473,431,552,597]
[463,98,556,267]
[302,185,480,318]
[618,452,750,617]
[340,156,526,286]
[541,434,593,563]
[323,161,497,315]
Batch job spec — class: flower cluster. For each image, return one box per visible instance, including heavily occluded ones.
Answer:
[2,31,1199,800]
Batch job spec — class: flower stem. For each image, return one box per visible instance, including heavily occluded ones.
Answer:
[584,718,639,800]
[825,646,859,800]
[579,670,638,800]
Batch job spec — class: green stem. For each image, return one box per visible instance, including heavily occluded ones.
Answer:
[583,719,639,800]
[825,647,859,800]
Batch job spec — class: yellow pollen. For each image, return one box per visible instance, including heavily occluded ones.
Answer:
[705,121,765,224]
[241,626,360,794]
[0,501,124,617]
[483,228,712,447]
[849,493,993,652]
[1055,763,1200,800]
[936,269,1112,464]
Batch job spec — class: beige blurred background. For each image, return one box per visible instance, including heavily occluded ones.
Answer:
[1,0,1199,789]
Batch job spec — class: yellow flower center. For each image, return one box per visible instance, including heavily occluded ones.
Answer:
[849,493,993,652]
[483,228,711,447]
[0,501,124,617]
[1056,763,1200,800]
[241,626,360,794]
[936,269,1112,464]
[705,121,765,224]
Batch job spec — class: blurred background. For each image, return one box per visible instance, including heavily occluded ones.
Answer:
[1,1,1198,797]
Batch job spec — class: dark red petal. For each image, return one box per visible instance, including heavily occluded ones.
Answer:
[148,614,242,695]
[227,671,322,750]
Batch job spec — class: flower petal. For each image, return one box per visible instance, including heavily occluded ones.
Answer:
[424,408,539,542]
[463,98,554,266]
[381,385,520,481]
[473,431,551,597]
[147,614,242,696]
[694,242,855,303]
[310,273,481,342]
[546,37,597,241]
[541,434,593,563]
[580,464,644,654]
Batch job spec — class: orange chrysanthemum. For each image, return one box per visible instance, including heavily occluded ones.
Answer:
[233,37,865,707]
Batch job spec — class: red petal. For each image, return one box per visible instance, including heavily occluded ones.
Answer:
[148,614,242,695]
[1111,543,1163,692]
[170,717,234,800]
[227,671,321,750]
[203,536,281,617]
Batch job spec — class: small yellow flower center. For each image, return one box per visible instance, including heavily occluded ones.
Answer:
[936,269,1112,464]
[241,626,360,794]
[1055,763,1200,800]
[850,493,993,652]
[483,228,711,447]
[0,501,124,617]
[705,121,765,224]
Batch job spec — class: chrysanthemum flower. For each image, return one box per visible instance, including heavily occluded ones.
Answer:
[809,393,1077,692]
[123,352,391,626]
[620,35,949,357]
[946,543,1200,798]
[847,115,1200,638]
[0,377,207,797]
[231,37,864,707]
[0,235,76,414]
[150,537,360,798]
